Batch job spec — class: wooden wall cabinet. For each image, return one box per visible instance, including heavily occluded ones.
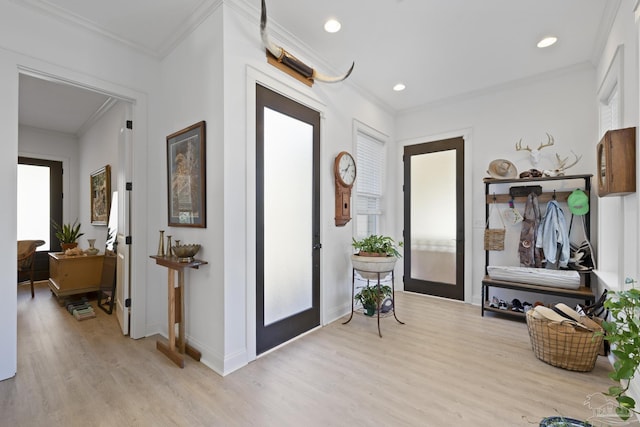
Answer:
[48,253,104,298]
[597,127,636,197]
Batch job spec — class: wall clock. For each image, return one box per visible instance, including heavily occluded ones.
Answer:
[334,151,356,226]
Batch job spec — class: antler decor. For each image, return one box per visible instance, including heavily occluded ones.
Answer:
[260,0,354,87]
[543,151,582,177]
[515,133,555,167]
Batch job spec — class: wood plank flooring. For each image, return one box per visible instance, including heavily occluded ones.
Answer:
[1,281,617,426]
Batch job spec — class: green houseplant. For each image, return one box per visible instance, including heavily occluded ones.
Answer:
[52,219,84,249]
[351,234,403,279]
[354,284,392,316]
[352,234,403,258]
[600,278,640,421]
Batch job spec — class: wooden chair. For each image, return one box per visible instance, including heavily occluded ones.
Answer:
[17,240,45,298]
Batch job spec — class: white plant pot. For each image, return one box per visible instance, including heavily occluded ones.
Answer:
[351,254,397,280]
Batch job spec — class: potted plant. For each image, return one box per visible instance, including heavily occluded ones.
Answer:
[351,234,403,277]
[52,219,84,250]
[354,283,392,316]
[599,278,640,421]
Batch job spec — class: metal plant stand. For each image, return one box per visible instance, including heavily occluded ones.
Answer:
[343,267,404,337]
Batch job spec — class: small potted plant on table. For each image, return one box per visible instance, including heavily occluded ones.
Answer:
[52,219,84,251]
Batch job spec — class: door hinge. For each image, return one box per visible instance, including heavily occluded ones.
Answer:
[126,120,133,130]
[125,236,132,245]
[126,182,133,191]
[125,298,131,308]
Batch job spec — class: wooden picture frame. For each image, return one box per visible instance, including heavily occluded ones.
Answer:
[166,121,206,228]
[90,165,111,225]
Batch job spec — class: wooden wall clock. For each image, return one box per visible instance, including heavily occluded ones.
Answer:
[334,151,356,226]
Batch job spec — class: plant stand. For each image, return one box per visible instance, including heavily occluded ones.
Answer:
[150,255,207,368]
[343,267,404,337]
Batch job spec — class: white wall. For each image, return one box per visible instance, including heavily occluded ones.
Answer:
[0,1,157,380]
[153,1,394,375]
[78,102,123,250]
[153,3,226,372]
[396,65,598,304]
[595,0,640,410]
[594,0,639,292]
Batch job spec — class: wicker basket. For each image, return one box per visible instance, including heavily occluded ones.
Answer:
[484,199,506,251]
[484,228,506,251]
[526,310,603,372]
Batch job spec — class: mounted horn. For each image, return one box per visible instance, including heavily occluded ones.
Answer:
[260,0,354,84]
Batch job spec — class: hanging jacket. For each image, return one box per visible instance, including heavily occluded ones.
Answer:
[536,199,570,268]
[519,193,542,267]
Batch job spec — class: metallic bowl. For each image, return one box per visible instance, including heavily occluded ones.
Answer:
[171,244,201,262]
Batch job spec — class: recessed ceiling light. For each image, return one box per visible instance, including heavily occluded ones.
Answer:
[537,36,558,48]
[324,19,341,33]
[393,83,406,92]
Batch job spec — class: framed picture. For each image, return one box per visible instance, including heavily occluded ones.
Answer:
[90,165,111,225]
[166,121,206,228]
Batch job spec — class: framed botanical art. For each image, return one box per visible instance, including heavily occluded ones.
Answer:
[166,121,206,228]
[90,165,111,225]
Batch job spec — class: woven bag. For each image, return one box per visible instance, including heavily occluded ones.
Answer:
[526,309,603,372]
[484,198,506,251]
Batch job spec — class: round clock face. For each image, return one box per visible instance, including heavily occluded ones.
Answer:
[336,152,356,186]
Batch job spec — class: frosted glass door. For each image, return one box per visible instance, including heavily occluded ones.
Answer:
[410,150,457,284]
[256,84,320,354]
[263,107,313,325]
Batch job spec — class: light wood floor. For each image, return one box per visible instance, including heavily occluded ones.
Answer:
[1,281,616,426]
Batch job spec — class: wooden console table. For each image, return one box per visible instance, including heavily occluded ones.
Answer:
[150,255,208,368]
[48,252,104,299]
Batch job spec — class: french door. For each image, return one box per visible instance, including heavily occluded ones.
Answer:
[403,137,464,300]
[255,84,321,354]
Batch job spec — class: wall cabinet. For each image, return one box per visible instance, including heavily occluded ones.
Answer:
[597,127,636,197]
[481,174,595,318]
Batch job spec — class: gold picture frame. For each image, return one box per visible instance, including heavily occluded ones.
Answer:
[90,165,111,225]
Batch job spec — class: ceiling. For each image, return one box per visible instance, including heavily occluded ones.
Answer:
[18,0,618,134]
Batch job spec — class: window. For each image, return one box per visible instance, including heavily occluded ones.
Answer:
[17,164,51,250]
[599,85,619,135]
[17,157,63,251]
[355,131,384,238]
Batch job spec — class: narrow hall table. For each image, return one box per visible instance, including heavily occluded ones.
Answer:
[150,255,208,368]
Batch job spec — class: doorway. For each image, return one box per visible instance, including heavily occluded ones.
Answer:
[18,71,135,336]
[403,137,464,300]
[255,84,321,355]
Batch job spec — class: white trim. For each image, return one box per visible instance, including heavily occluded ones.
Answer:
[596,44,625,291]
[396,128,473,303]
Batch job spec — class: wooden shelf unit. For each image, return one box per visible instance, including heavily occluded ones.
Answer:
[481,174,595,318]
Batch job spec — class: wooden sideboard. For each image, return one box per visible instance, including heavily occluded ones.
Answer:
[48,252,104,299]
